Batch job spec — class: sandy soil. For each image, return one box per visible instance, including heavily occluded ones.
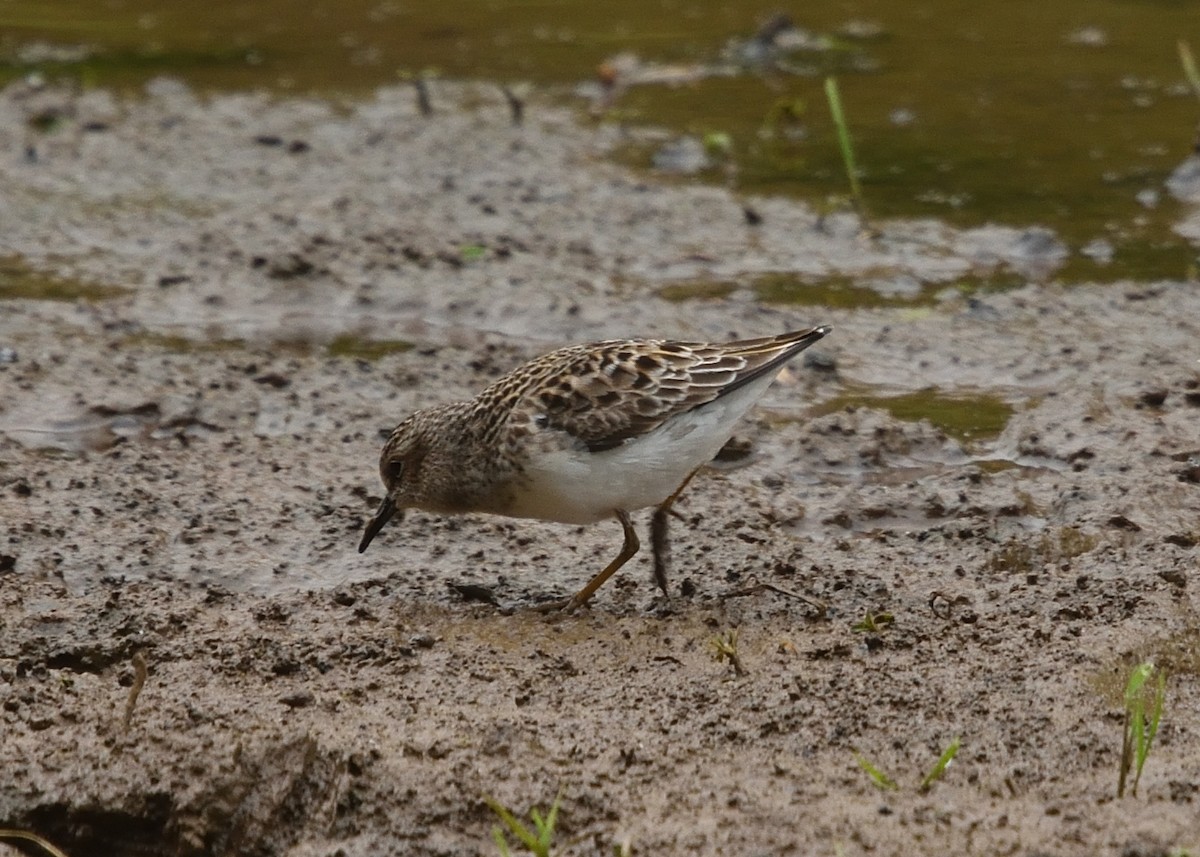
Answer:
[1,79,1199,856]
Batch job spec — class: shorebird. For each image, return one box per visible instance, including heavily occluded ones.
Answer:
[358,325,831,610]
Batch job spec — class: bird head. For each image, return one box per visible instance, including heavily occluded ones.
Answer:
[357,415,428,553]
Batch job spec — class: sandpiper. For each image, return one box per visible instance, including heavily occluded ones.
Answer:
[358,325,831,609]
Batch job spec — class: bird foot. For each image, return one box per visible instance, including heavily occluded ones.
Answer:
[529,594,587,613]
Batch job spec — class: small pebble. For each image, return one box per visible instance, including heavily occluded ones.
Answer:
[280,690,315,709]
[409,633,436,650]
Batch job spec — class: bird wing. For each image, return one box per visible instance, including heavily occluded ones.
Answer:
[526,327,829,452]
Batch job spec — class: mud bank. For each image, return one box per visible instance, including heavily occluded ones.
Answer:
[1,80,1198,855]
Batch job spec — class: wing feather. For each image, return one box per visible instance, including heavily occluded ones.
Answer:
[520,327,829,452]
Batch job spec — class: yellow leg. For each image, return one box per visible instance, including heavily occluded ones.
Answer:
[562,509,640,611]
[649,468,700,596]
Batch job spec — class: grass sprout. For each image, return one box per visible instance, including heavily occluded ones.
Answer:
[854,737,961,793]
[1118,661,1166,798]
[853,751,899,791]
[823,76,868,225]
[918,736,961,792]
[851,611,894,633]
[487,791,562,857]
[1179,40,1200,102]
[710,628,748,676]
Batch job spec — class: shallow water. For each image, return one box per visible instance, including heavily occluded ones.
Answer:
[0,255,130,301]
[4,0,1198,284]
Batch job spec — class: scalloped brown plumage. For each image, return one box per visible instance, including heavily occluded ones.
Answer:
[359,325,832,610]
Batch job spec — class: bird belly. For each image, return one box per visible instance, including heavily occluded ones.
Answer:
[504,371,780,524]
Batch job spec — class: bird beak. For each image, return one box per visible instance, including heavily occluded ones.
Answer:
[358,496,399,553]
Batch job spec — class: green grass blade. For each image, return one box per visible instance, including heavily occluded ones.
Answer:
[1125,662,1151,797]
[492,827,513,857]
[919,737,962,791]
[485,796,541,851]
[1179,40,1200,101]
[854,751,899,790]
[1125,662,1152,702]
[1131,667,1167,797]
[541,791,562,845]
[1145,670,1165,748]
[1118,662,1167,798]
[824,76,864,212]
[530,807,553,853]
[486,792,561,856]
[485,796,521,832]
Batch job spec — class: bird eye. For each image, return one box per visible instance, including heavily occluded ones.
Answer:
[386,460,405,482]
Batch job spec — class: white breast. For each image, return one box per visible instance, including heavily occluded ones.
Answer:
[503,371,781,524]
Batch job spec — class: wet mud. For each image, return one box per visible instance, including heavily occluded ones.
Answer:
[1,80,1198,856]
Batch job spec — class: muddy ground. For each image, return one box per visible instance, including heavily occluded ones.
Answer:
[1,79,1198,856]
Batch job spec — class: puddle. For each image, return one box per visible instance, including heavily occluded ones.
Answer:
[119,331,415,361]
[2,400,221,454]
[325,334,414,361]
[1053,239,1198,285]
[811,388,1015,446]
[657,280,740,302]
[4,1,1200,302]
[123,332,248,353]
[654,268,1032,309]
[753,269,1029,308]
[0,255,130,302]
[753,272,937,309]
